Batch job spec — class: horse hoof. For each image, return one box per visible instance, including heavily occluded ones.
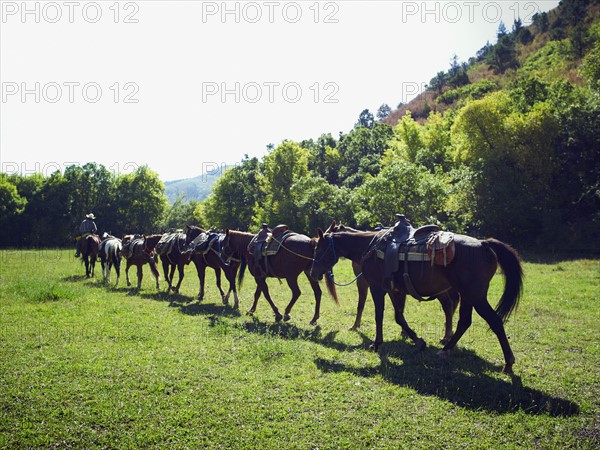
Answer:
[233,303,239,310]
[274,313,283,322]
[246,310,254,316]
[415,339,427,351]
[309,319,318,326]
[222,297,228,305]
[369,343,380,352]
[437,349,453,359]
[283,314,291,322]
[502,365,514,375]
[400,330,409,339]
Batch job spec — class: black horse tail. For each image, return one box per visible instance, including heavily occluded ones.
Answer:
[238,255,247,288]
[484,239,524,323]
[324,273,339,306]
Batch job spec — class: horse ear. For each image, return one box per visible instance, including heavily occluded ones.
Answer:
[225,229,229,236]
[317,228,324,239]
[325,220,336,233]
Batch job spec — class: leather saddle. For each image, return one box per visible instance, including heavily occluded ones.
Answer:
[383,214,440,285]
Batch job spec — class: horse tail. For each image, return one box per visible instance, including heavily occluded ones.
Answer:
[484,239,524,323]
[238,255,247,288]
[324,273,339,306]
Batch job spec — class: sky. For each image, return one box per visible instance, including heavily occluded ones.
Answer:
[1,0,560,182]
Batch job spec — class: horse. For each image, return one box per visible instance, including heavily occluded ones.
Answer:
[122,234,162,290]
[222,229,337,325]
[310,224,523,374]
[80,233,100,278]
[330,223,459,344]
[156,231,193,294]
[98,233,122,285]
[186,225,242,309]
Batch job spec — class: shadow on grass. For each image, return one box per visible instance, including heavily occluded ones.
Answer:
[313,336,580,417]
[61,275,87,282]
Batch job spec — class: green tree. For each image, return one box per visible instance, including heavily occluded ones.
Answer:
[197,156,261,230]
[115,166,168,233]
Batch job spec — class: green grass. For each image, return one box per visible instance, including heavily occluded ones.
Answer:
[0,249,598,449]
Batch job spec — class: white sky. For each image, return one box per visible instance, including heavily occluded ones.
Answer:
[1,0,560,181]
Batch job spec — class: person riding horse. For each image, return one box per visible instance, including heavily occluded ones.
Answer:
[75,213,98,257]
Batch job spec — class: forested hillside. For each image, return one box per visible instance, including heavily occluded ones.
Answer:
[197,0,600,250]
[1,0,598,250]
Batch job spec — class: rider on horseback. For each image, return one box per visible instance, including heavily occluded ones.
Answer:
[75,213,98,257]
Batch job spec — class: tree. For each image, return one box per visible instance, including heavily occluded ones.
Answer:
[355,109,374,129]
[197,156,261,230]
[259,141,309,230]
[115,166,168,233]
[376,103,392,121]
[0,177,26,246]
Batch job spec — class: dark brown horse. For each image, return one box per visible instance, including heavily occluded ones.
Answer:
[157,232,193,294]
[222,229,337,325]
[329,223,459,343]
[122,234,162,290]
[310,227,523,374]
[186,225,242,309]
[80,233,100,278]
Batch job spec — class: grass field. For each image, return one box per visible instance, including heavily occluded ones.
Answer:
[0,249,598,449]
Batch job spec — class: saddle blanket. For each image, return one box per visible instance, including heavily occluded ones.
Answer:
[377,231,455,267]
[123,237,144,259]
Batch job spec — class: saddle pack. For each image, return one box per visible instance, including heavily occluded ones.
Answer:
[155,231,185,256]
[373,214,455,297]
[189,231,221,255]
[122,235,144,259]
[247,224,296,277]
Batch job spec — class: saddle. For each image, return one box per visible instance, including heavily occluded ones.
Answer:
[247,224,295,277]
[155,232,185,256]
[376,214,455,298]
[190,232,221,255]
[122,236,144,259]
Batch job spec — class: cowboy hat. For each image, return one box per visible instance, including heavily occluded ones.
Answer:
[86,213,96,220]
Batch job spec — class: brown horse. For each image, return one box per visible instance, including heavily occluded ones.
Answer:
[122,234,162,290]
[310,227,523,374]
[157,232,193,294]
[329,223,459,343]
[186,225,242,309]
[222,229,337,325]
[80,233,100,278]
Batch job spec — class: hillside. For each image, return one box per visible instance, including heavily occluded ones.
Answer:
[164,167,226,204]
[385,1,600,124]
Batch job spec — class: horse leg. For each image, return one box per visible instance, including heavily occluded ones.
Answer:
[172,263,185,294]
[246,283,261,316]
[214,266,227,304]
[350,275,369,331]
[369,286,386,351]
[248,278,282,322]
[306,274,322,326]
[439,290,459,345]
[438,300,473,357]
[150,259,160,290]
[227,267,239,309]
[195,262,206,301]
[390,292,426,350]
[125,260,132,286]
[136,264,143,289]
[473,299,516,374]
[114,256,120,286]
[161,257,171,291]
[91,255,96,278]
[168,264,177,292]
[283,276,302,322]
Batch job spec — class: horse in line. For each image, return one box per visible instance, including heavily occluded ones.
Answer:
[122,234,162,290]
[98,233,122,285]
[310,224,523,374]
[222,228,337,325]
[156,231,194,294]
[185,225,242,309]
[80,233,100,278]
[330,223,460,344]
